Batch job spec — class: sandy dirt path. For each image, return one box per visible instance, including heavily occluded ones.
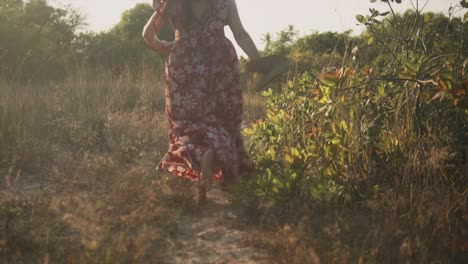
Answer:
[162,187,269,264]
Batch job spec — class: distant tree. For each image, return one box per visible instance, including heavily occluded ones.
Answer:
[0,0,84,82]
[79,3,174,71]
[351,8,467,72]
[113,3,173,41]
[293,31,353,55]
[0,1,175,82]
[257,26,360,76]
[262,25,298,56]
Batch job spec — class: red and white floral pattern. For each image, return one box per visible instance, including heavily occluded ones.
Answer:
[157,0,250,182]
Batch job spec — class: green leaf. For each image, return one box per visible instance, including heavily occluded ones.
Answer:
[318,77,336,87]
[369,8,379,16]
[266,147,276,160]
[331,138,341,145]
[378,85,385,96]
[398,72,415,80]
[402,62,418,78]
[464,12,468,23]
[367,36,375,45]
[462,0,468,8]
[261,88,273,97]
[291,172,298,181]
[291,147,300,157]
[243,127,254,135]
[356,15,366,24]
[340,120,348,131]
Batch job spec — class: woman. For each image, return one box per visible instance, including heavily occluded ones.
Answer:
[142,0,260,203]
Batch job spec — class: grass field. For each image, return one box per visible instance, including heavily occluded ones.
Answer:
[1,65,466,263]
[0,65,265,262]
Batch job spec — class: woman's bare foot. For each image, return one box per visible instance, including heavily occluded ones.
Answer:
[198,149,214,205]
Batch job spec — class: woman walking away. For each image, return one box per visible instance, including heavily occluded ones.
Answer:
[142,0,260,204]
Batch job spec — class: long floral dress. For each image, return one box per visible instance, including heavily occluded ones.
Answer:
[157,0,250,182]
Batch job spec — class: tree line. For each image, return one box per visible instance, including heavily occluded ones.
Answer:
[0,0,173,83]
[0,0,465,83]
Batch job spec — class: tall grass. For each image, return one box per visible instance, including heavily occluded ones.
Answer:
[1,64,165,177]
[0,61,266,262]
[0,65,172,262]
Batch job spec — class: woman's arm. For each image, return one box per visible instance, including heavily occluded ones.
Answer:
[142,1,172,53]
[226,0,260,60]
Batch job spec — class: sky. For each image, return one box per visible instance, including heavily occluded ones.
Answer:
[49,0,462,56]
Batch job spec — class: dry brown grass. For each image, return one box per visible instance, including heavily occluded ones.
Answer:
[241,123,467,263]
[0,64,268,262]
[0,65,185,262]
[246,183,466,263]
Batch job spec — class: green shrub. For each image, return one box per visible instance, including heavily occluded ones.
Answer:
[244,1,467,205]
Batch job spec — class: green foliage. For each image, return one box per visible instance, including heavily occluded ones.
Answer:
[248,26,362,91]
[245,1,467,206]
[79,4,173,70]
[0,0,84,82]
[245,69,379,205]
[290,31,360,75]
[0,1,172,82]
[260,25,356,66]
[262,25,298,57]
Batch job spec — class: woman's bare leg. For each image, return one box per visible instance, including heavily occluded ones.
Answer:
[198,148,214,205]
